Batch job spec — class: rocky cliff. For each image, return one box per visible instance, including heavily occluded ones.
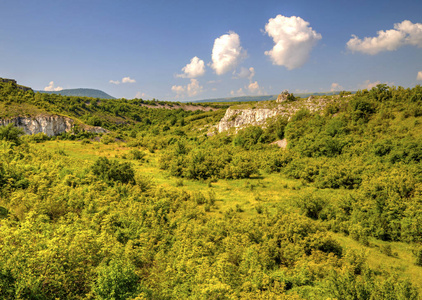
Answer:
[218,96,335,133]
[0,115,110,136]
[0,115,74,136]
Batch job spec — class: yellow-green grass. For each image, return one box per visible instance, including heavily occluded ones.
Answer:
[0,102,46,119]
[334,233,422,293]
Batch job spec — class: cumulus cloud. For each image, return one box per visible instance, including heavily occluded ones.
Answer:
[171,79,203,98]
[122,77,136,83]
[347,20,422,55]
[330,82,343,91]
[417,71,422,81]
[44,81,63,91]
[248,81,262,94]
[109,80,120,85]
[177,56,205,78]
[264,15,322,70]
[211,31,246,75]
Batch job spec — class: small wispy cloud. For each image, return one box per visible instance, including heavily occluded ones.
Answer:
[359,80,394,90]
[248,81,262,94]
[330,82,343,91]
[109,76,136,84]
[44,81,63,91]
[417,71,422,81]
[135,92,147,99]
[122,77,136,83]
[171,79,203,98]
[231,88,245,96]
[234,67,255,81]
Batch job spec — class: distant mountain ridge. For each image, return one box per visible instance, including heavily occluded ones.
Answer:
[191,91,351,103]
[37,88,115,99]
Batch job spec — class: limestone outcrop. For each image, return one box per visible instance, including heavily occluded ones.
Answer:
[0,115,74,136]
[218,108,283,133]
[0,115,110,136]
[218,96,335,133]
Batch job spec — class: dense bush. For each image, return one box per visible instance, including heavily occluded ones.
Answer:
[91,157,135,184]
[0,123,24,145]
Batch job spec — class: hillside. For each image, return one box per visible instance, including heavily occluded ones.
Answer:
[0,81,422,299]
[0,81,224,135]
[37,88,116,99]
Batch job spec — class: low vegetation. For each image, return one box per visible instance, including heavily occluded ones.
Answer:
[0,81,421,299]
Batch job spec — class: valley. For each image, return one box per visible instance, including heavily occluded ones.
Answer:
[0,80,421,299]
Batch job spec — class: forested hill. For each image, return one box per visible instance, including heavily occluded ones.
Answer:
[37,88,116,99]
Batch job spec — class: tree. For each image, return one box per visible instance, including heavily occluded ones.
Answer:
[0,123,24,145]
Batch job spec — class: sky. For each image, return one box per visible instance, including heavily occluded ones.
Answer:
[1,0,422,101]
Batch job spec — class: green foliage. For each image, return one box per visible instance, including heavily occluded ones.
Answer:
[91,157,135,184]
[0,84,421,298]
[93,258,140,300]
[0,123,24,145]
[128,149,146,161]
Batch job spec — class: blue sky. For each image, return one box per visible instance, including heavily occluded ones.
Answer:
[1,0,421,100]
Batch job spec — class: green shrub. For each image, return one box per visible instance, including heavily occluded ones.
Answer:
[0,123,24,145]
[91,157,135,184]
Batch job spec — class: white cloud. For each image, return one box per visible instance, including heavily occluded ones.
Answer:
[360,80,381,90]
[417,71,422,81]
[122,77,136,83]
[211,31,246,75]
[347,20,422,55]
[110,77,136,84]
[187,79,203,97]
[177,56,205,78]
[330,82,343,91]
[171,79,203,98]
[359,80,394,90]
[44,81,63,91]
[171,85,185,96]
[235,67,255,81]
[264,15,322,70]
[248,81,262,94]
[135,92,147,98]
[231,88,245,96]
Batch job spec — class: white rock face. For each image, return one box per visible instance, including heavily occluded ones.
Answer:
[218,108,283,132]
[218,97,335,133]
[0,115,74,136]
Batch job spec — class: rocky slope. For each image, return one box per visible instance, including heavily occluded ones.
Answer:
[218,95,337,133]
[0,115,108,136]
